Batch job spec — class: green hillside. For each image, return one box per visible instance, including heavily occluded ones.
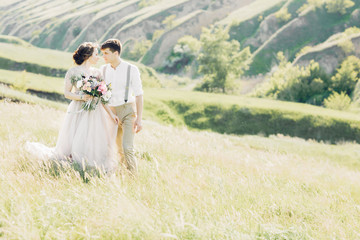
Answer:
[1,11,360,238]
[2,0,359,78]
[228,0,360,75]
[1,0,261,68]
[2,100,360,239]
[2,14,360,143]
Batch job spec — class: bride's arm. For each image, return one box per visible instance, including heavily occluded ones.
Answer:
[63,68,91,101]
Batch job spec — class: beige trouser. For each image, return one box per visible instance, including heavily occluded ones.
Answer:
[110,103,137,173]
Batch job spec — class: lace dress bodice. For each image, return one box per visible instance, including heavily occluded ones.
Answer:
[64,66,102,93]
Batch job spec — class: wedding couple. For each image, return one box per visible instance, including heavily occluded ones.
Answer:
[27,39,143,174]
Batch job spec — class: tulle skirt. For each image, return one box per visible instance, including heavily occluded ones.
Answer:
[26,100,118,172]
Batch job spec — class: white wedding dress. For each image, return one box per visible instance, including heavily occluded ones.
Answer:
[26,66,118,172]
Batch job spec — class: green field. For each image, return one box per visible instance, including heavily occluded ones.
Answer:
[1,101,360,239]
[1,17,360,239]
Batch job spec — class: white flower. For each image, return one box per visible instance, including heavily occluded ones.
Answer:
[102,91,112,101]
[76,80,83,88]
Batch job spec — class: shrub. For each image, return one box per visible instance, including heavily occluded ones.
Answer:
[330,56,360,95]
[162,15,176,29]
[275,8,292,23]
[326,0,355,15]
[152,29,164,41]
[162,36,201,73]
[323,91,351,110]
[127,39,152,61]
[72,26,81,37]
[12,70,28,92]
[254,52,329,105]
[338,39,355,54]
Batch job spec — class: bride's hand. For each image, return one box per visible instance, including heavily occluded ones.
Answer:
[113,116,119,125]
[80,95,92,101]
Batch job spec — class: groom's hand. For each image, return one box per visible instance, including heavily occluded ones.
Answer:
[134,118,142,133]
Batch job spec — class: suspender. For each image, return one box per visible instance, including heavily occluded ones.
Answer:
[103,64,131,103]
[125,65,131,103]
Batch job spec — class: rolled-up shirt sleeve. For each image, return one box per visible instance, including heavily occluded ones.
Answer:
[131,66,144,96]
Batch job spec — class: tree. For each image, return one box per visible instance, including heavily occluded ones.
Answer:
[330,56,360,95]
[326,0,355,15]
[163,35,201,73]
[197,26,251,93]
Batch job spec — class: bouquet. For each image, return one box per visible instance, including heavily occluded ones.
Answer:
[71,74,112,111]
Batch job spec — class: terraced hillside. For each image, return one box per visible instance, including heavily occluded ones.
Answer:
[229,0,360,74]
[293,32,360,74]
[0,0,289,69]
[1,0,360,77]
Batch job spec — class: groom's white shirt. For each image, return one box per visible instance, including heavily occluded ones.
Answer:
[100,58,143,107]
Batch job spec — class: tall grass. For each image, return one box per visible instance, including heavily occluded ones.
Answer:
[1,102,360,239]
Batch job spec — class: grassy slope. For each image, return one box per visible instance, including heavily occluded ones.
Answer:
[2,68,360,143]
[147,88,360,121]
[293,32,360,65]
[218,0,285,26]
[1,101,360,239]
[3,70,360,124]
[0,69,64,94]
[0,36,162,87]
[1,37,359,142]
[0,41,72,69]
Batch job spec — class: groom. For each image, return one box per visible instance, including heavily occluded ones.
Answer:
[100,39,144,174]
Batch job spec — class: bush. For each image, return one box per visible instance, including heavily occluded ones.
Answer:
[162,14,176,29]
[127,39,152,61]
[72,26,81,37]
[326,0,355,15]
[338,39,355,54]
[12,70,28,92]
[254,52,329,105]
[162,36,200,73]
[275,8,292,23]
[323,91,351,110]
[330,56,360,95]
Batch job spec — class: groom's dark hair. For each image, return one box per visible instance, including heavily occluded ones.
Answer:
[100,39,122,55]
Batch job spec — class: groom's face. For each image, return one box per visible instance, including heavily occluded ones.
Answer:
[101,48,118,64]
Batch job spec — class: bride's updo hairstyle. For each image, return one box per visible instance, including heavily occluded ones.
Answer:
[73,42,97,65]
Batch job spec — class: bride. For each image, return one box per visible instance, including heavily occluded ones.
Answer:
[26,42,119,172]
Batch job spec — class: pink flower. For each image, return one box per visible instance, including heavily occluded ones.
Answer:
[98,82,107,95]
